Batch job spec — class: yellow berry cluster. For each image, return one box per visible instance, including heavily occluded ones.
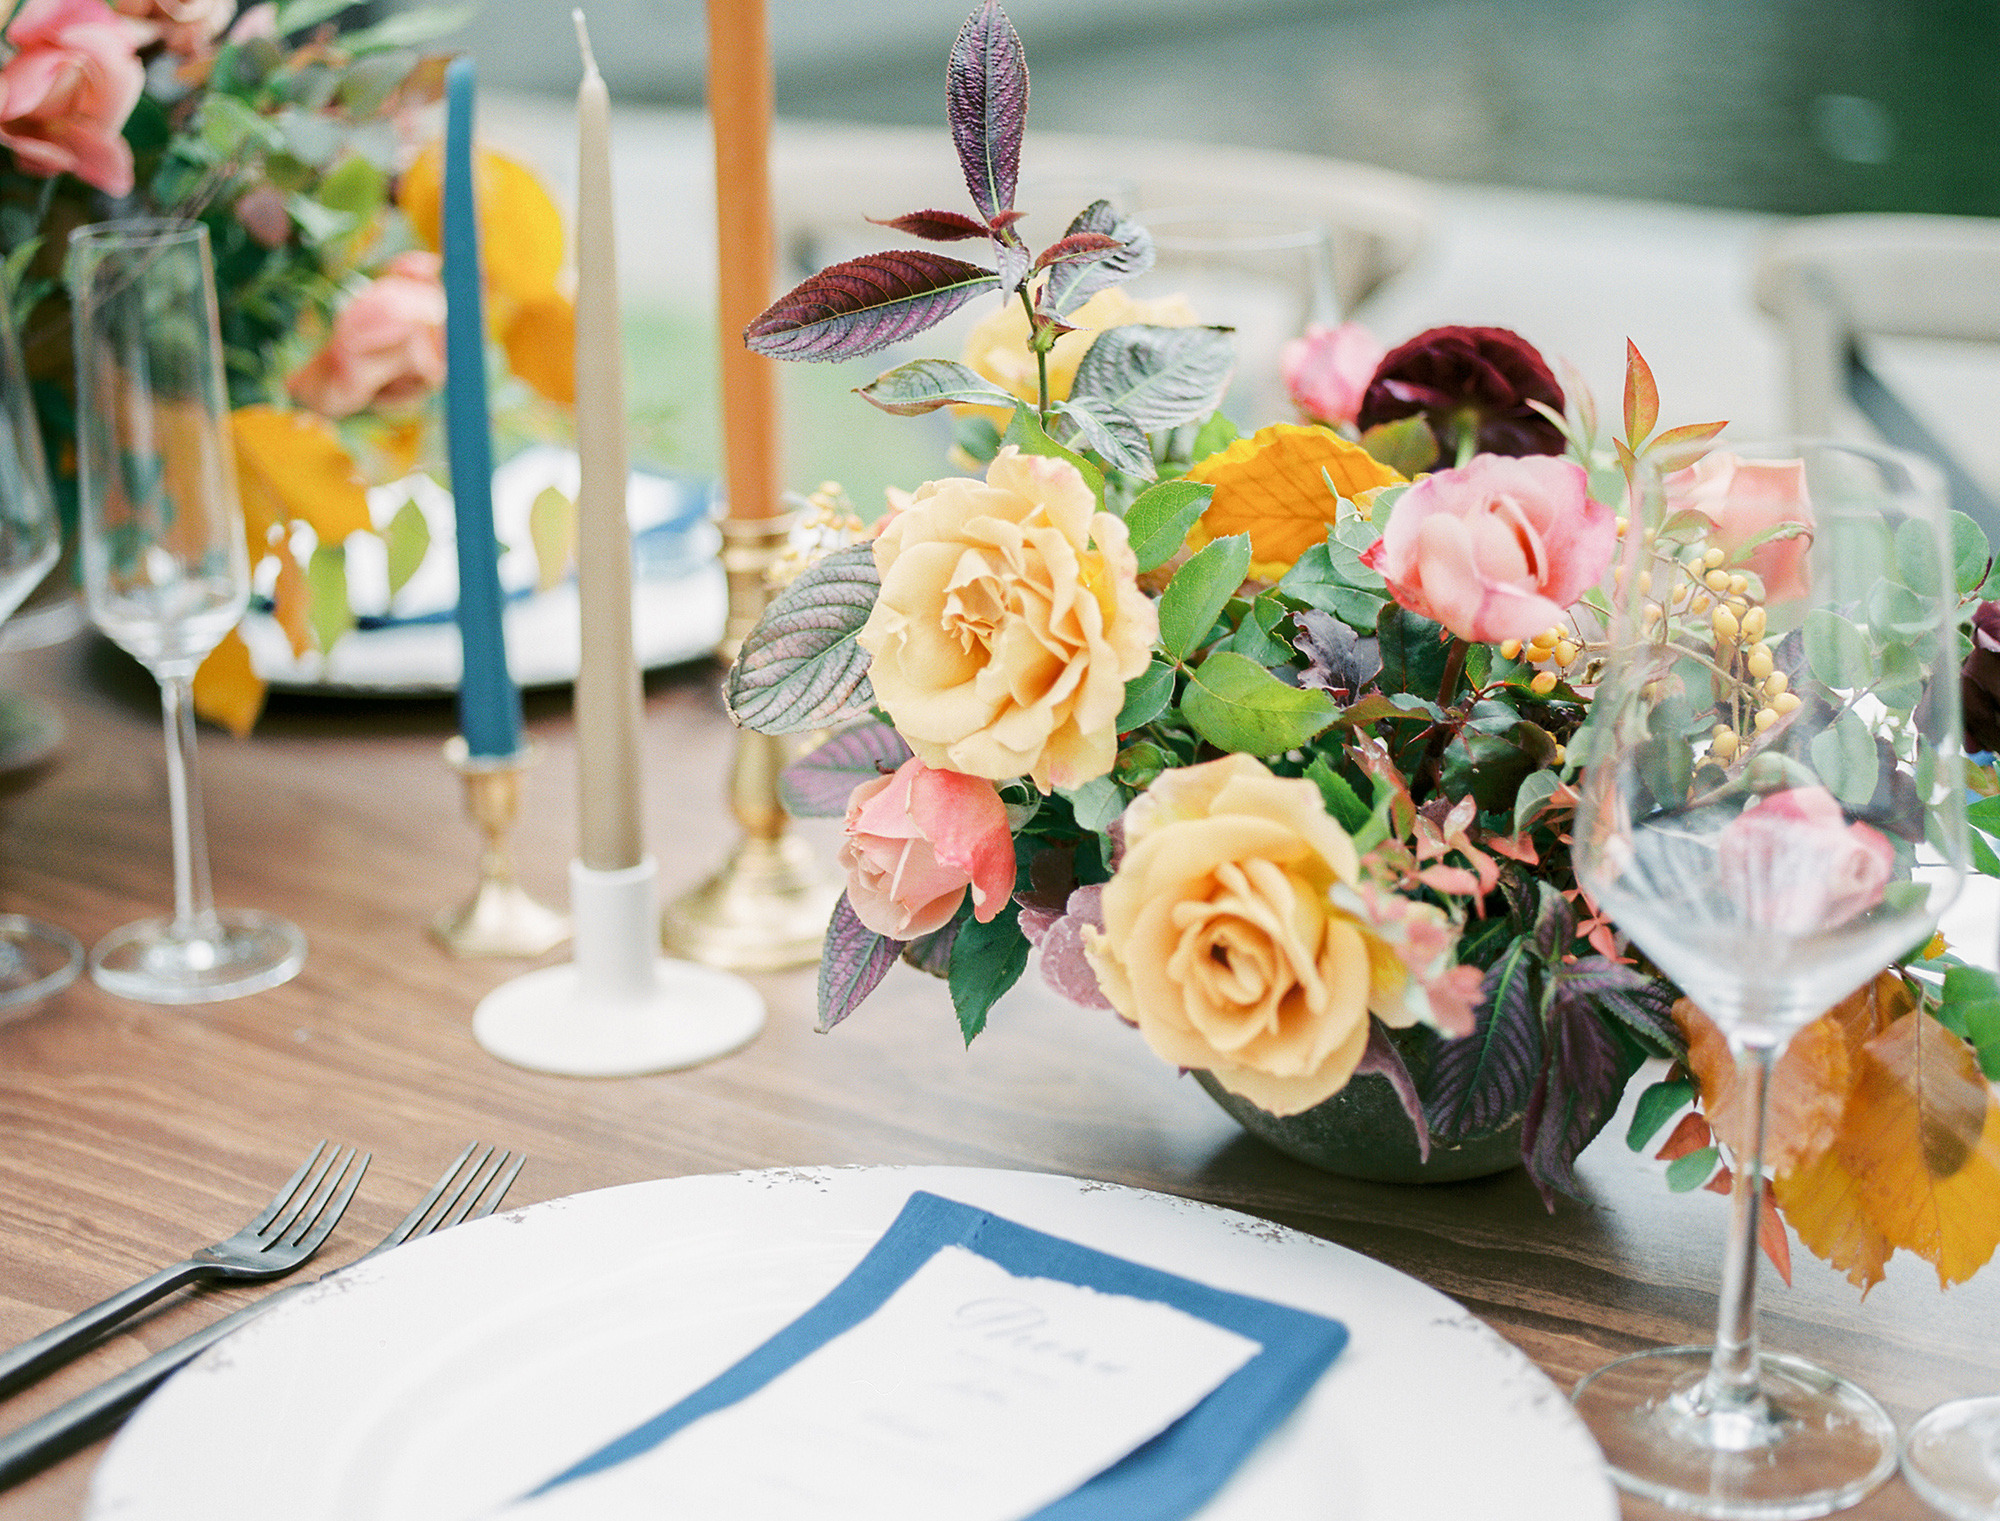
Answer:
[1667,544,1800,762]
[1499,624,1581,696]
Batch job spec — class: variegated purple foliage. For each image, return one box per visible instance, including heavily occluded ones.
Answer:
[1293,609,1382,701]
[1015,848,1112,1011]
[947,0,1028,224]
[867,209,990,242]
[778,719,913,819]
[1038,199,1155,318]
[1354,1024,1430,1162]
[816,892,906,1032]
[743,250,1000,362]
[723,544,880,733]
[1423,932,1543,1145]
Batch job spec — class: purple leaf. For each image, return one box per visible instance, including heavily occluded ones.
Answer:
[723,544,880,734]
[1555,959,1684,1058]
[745,250,1000,362]
[995,232,1031,298]
[1521,997,1627,1210]
[1354,1021,1430,1163]
[869,209,991,242]
[1033,232,1123,271]
[1423,935,1543,1143]
[1034,884,1110,1010]
[1529,880,1574,960]
[902,916,960,977]
[779,719,913,819]
[1293,609,1382,699]
[816,892,905,1032]
[946,0,1028,222]
[1040,200,1155,318]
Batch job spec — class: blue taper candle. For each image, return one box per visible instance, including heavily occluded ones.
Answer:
[442,56,521,758]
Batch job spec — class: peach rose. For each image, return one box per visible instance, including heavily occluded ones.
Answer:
[113,0,234,55]
[1716,785,1893,936]
[1084,754,1439,1116]
[857,446,1156,791]
[0,0,144,197]
[840,757,1015,939]
[1280,321,1383,428]
[957,285,1199,430]
[1665,452,1815,604]
[287,252,447,419]
[1361,453,1611,644]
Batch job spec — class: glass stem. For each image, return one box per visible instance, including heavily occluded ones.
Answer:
[159,674,217,938]
[1702,1037,1777,1414]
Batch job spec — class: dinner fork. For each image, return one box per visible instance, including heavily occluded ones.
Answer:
[0,1141,366,1401]
[0,1142,524,1491]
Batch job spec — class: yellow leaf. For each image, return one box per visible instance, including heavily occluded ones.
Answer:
[1834,1011,2000,1286]
[232,407,372,546]
[271,543,313,658]
[1675,996,1853,1175]
[527,486,575,593]
[191,626,266,738]
[502,288,575,407]
[1773,1143,1894,1293]
[1185,422,1404,577]
[398,140,564,309]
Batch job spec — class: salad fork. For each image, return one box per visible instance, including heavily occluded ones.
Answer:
[0,1142,524,1489]
[0,1141,366,1400]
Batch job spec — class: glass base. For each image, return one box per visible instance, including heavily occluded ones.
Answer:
[1572,1346,1897,1519]
[1903,1396,2000,1520]
[0,915,84,1015]
[90,910,305,1005]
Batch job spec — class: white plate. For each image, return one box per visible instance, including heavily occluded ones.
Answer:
[87,1166,1615,1521]
[240,446,725,694]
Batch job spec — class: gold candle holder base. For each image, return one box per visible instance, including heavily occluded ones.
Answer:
[664,512,840,972]
[433,737,571,959]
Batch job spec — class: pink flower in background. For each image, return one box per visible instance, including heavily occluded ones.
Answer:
[113,0,234,55]
[1717,786,1894,936]
[0,0,144,196]
[224,1,274,39]
[839,758,1016,939]
[287,252,447,419]
[1280,322,1384,428]
[1361,453,1612,643]
[1665,452,1815,603]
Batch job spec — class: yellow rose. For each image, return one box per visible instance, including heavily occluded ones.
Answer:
[958,287,1201,430]
[857,447,1156,792]
[1086,754,1399,1116]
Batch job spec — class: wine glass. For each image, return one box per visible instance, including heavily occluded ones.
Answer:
[67,219,305,1004]
[1570,438,1967,1518]
[0,276,85,1014]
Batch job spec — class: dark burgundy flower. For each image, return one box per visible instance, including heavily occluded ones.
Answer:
[1963,601,2000,753]
[1357,325,1566,461]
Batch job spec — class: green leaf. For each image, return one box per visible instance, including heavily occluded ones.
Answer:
[527,486,575,593]
[305,544,353,653]
[316,152,387,222]
[276,0,358,34]
[1054,398,1156,480]
[1306,756,1372,833]
[1809,708,1881,806]
[383,496,429,599]
[1221,591,1294,665]
[1949,511,1992,595]
[1894,515,1947,597]
[198,94,285,159]
[954,412,1003,466]
[1665,1144,1720,1192]
[1116,658,1176,733]
[1868,578,1939,641]
[1627,1078,1698,1150]
[1274,538,1388,631]
[1375,603,1450,699]
[336,2,477,53]
[1123,479,1212,573]
[1158,533,1251,662]
[1802,609,1872,690]
[1357,414,1438,476]
[1180,651,1338,755]
[1002,404,1104,498]
[948,905,1030,1044]
[1513,767,1561,832]
[1189,411,1238,464]
[1059,774,1126,834]
[723,543,879,734]
[1068,324,1237,433]
[1966,1001,2000,1081]
[856,358,1020,416]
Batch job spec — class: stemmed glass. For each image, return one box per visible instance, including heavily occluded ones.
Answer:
[1571,438,1967,1517]
[67,219,305,1004]
[0,278,84,1013]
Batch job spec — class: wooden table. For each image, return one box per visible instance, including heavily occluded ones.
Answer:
[1,630,1995,1520]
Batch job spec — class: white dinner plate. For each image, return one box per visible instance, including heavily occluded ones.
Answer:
[87,1166,1615,1521]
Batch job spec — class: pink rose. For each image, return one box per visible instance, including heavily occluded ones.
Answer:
[224,0,273,39]
[1717,785,1894,936]
[287,252,447,419]
[113,0,234,55]
[1280,321,1384,428]
[1361,453,1612,643]
[1665,452,1815,604]
[839,758,1016,940]
[0,0,144,196]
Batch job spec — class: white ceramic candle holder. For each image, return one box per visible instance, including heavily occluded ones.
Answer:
[472,856,765,1076]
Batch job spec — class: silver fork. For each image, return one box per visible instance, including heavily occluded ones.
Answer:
[0,1141,367,1401]
[0,1142,524,1491]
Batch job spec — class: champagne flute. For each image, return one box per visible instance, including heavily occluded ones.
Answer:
[0,278,84,1014]
[1571,438,1967,1517]
[67,219,305,1004]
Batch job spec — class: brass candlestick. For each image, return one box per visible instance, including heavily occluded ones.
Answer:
[662,513,840,972]
[433,738,571,958]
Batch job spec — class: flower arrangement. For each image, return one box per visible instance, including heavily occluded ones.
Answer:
[0,0,574,731]
[727,0,2000,1290]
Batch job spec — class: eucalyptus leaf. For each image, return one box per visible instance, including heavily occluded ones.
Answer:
[1180,651,1338,754]
[1950,510,1992,594]
[1810,708,1881,806]
[1068,324,1237,433]
[1802,609,1872,690]
[1158,533,1250,662]
[1894,516,1947,596]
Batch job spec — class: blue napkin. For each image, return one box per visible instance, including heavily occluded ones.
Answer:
[520,1190,1348,1521]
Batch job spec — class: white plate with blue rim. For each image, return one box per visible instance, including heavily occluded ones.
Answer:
[87,1165,1614,1521]
[238,446,726,694]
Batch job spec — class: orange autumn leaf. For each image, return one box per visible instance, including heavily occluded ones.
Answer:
[271,544,313,658]
[1773,1142,1894,1293]
[1833,1010,2000,1287]
[232,407,371,547]
[1655,1110,1712,1162]
[1185,422,1404,576]
[1676,997,1852,1175]
[1758,1186,1793,1285]
[191,626,266,738]
[502,289,575,407]
[399,141,564,311]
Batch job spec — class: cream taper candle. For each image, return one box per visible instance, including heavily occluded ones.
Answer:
[572,11,644,872]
